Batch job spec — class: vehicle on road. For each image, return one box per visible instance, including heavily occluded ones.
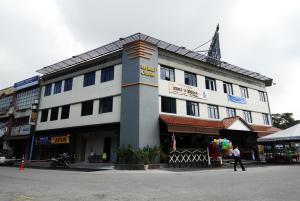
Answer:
[49,153,74,168]
[0,150,17,166]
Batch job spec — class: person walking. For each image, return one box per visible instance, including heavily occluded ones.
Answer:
[233,146,246,171]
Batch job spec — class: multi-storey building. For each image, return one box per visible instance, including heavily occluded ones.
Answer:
[33,33,279,162]
[0,76,40,159]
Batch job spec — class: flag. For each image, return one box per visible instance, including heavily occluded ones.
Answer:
[171,134,176,151]
[207,24,221,65]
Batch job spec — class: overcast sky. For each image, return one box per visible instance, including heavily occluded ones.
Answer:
[0,0,299,119]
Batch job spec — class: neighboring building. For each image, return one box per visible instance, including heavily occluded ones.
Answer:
[33,33,278,162]
[0,76,40,159]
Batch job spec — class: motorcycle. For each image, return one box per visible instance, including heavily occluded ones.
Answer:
[49,153,74,168]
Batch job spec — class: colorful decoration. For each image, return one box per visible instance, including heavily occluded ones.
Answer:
[209,138,233,157]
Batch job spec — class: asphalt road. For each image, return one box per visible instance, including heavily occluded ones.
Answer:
[0,165,299,201]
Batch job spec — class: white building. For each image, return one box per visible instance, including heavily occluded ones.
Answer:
[34,33,278,162]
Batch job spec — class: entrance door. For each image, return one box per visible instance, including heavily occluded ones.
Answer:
[103,137,111,162]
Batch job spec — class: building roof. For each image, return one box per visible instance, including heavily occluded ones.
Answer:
[160,114,279,136]
[36,33,273,86]
[257,124,300,142]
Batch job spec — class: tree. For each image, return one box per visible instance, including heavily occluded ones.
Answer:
[271,113,300,129]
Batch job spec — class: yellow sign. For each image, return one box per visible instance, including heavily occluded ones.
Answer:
[51,134,70,144]
[140,65,156,77]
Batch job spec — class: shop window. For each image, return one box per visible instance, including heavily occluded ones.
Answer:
[263,113,270,125]
[160,66,175,82]
[50,107,59,121]
[243,110,252,123]
[184,72,197,87]
[44,84,52,96]
[240,86,249,98]
[41,109,49,122]
[61,105,70,119]
[161,96,176,114]
[99,96,113,113]
[223,82,233,95]
[205,77,216,91]
[64,78,73,92]
[53,81,62,94]
[227,107,236,118]
[101,66,114,83]
[83,71,95,87]
[186,101,199,116]
[81,100,94,116]
[208,105,219,119]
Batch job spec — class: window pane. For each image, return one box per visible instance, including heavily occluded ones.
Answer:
[50,107,59,121]
[185,72,197,87]
[81,100,94,116]
[83,72,95,87]
[41,109,48,122]
[44,84,52,96]
[101,66,114,83]
[99,97,113,113]
[61,105,70,119]
[64,78,73,91]
[54,81,62,94]
[160,66,175,82]
[161,96,176,113]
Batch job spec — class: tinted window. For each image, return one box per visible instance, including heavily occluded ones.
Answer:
[50,107,59,121]
[41,109,48,122]
[53,81,62,94]
[186,101,199,116]
[184,72,197,87]
[83,72,95,87]
[99,97,113,113]
[161,96,176,114]
[101,66,114,83]
[44,84,52,96]
[64,78,73,92]
[81,100,94,116]
[160,66,175,82]
[61,105,70,119]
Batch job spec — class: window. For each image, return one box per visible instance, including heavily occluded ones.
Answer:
[14,116,30,127]
[243,110,252,123]
[240,86,249,98]
[184,72,197,87]
[223,82,233,95]
[160,66,175,82]
[227,108,236,118]
[186,101,199,116]
[99,97,113,113]
[263,113,270,125]
[16,88,39,110]
[44,84,52,96]
[83,72,95,87]
[50,107,59,121]
[101,66,114,83]
[53,81,62,94]
[64,78,73,92]
[205,77,217,91]
[41,109,49,122]
[208,105,219,119]
[259,91,267,102]
[0,96,13,113]
[81,100,94,116]
[61,105,70,119]
[161,96,176,114]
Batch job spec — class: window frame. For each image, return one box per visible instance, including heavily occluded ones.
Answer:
[160,66,175,82]
[223,82,234,95]
[208,104,219,119]
[161,96,176,114]
[64,78,73,92]
[101,66,114,83]
[243,110,253,123]
[263,113,270,125]
[205,77,217,91]
[184,71,197,87]
[240,86,249,98]
[226,107,236,118]
[186,101,200,116]
[81,100,94,116]
[44,84,52,96]
[259,91,267,102]
[83,71,96,87]
[99,96,113,113]
[61,105,70,119]
[50,107,59,121]
[53,81,62,94]
[41,109,49,122]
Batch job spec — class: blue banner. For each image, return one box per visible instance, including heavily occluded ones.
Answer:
[228,94,246,104]
[14,76,39,91]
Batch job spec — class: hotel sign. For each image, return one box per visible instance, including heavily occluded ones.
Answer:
[140,65,156,77]
[169,83,208,100]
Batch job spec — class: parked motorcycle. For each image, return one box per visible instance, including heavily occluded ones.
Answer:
[49,153,74,168]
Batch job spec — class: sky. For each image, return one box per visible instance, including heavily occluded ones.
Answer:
[0,0,299,119]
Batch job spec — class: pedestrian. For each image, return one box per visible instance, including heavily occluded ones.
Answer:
[233,146,245,171]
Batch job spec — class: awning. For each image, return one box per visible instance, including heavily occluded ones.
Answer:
[4,135,32,140]
[160,114,280,136]
[258,124,300,142]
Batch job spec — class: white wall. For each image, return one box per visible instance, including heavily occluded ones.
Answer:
[36,64,122,131]
[158,61,271,126]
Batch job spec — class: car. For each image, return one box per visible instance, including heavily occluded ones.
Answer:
[0,150,17,166]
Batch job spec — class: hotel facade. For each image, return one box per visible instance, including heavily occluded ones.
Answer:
[4,33,278,162]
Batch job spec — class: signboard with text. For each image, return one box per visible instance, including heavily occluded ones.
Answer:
[168,83,208,100]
